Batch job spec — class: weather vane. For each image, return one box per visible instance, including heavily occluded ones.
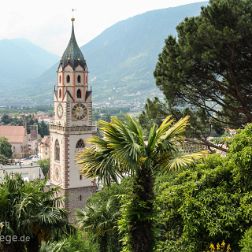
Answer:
[71,8,76,22]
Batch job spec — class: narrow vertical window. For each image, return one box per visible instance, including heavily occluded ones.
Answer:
[59,89,62,98]
[55,140,60,161]
[77,75,81,83]
[79,195,82,201]
[77,89,81,98]
[66,75,70,83]
[59,75,61,83]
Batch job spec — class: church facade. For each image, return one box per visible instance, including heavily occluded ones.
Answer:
[49,18,97,221]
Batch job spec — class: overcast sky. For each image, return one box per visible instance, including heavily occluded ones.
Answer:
[0,0,204,55]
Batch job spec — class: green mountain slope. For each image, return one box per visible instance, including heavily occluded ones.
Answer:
[3,2,207,108]
[83,2,207,108]
[0,39,58,100]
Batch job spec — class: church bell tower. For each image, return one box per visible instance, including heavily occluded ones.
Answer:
[49,17,97,221]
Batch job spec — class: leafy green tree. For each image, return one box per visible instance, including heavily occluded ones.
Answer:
[0,114,11,124]
[0,154,8,165]
[77,115,204,252]
[0,137,12,159]
[38,121,49,137]
[154,123,252,251]
[240,227,252,252]
[37,159,50,177]
[0,174,68,252]
[227,124,252,191]
[154,0,252,128]
[76,181,130,252]
[139,98,170,131]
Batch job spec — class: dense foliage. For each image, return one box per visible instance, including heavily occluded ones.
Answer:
[76,124,252,252]
[0,175,68,252]
[39,231,98,252]
[76,181,131,252]
[77,115,204,252]
[0,137,12,160]
[154,124,252,251]
[37,159,50,177]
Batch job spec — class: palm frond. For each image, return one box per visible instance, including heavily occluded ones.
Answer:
[146,124,158,154]
[77,115,145,185]
[156,115,174,140]
[77,147,122,185]
[162,150,208,171]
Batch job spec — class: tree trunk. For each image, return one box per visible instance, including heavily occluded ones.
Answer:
[99,235,108,252]
[26,236,39,252]
[129,164,154,252]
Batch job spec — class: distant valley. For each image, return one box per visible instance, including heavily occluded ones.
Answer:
[0,2,207,109]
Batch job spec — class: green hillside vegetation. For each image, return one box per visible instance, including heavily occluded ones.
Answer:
[4,2,206,107]
[0,38,58,103]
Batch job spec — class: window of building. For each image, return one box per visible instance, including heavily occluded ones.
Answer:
[77,89,81,98]
[76,139,85,149]
[55,139,60,161]
[66,75,70,83]
[59,75,61,83]
[77,75,81,83]
[59,89,62,98]
[80,174,83,180]
[79,195,82,201]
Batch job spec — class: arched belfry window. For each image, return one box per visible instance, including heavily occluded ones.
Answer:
[55,139,60,161]
[76,139,85,150]
[66,75,70,83]
[77,75,81,83]
[77,89,81,98]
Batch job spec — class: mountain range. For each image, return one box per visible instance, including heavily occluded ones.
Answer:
[0,2,207,108]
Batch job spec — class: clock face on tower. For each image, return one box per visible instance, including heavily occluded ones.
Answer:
[72,103,87,120]
[57,103,63,118]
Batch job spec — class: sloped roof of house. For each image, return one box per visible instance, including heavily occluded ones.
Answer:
[0,126,26,144]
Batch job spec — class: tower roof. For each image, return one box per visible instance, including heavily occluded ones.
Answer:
[59,18,87,70]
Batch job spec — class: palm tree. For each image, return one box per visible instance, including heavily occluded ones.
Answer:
[76,197,120,252]
[0,174,68,252]
[77,115,206,252]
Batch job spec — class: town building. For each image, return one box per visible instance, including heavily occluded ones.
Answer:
[49,18,97,222]
[0,163,44,182]
[0,125,29,158]
[38,136,50,160]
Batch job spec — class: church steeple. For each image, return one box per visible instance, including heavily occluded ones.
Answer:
[59,18,87,70]
[50,16,96,222]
